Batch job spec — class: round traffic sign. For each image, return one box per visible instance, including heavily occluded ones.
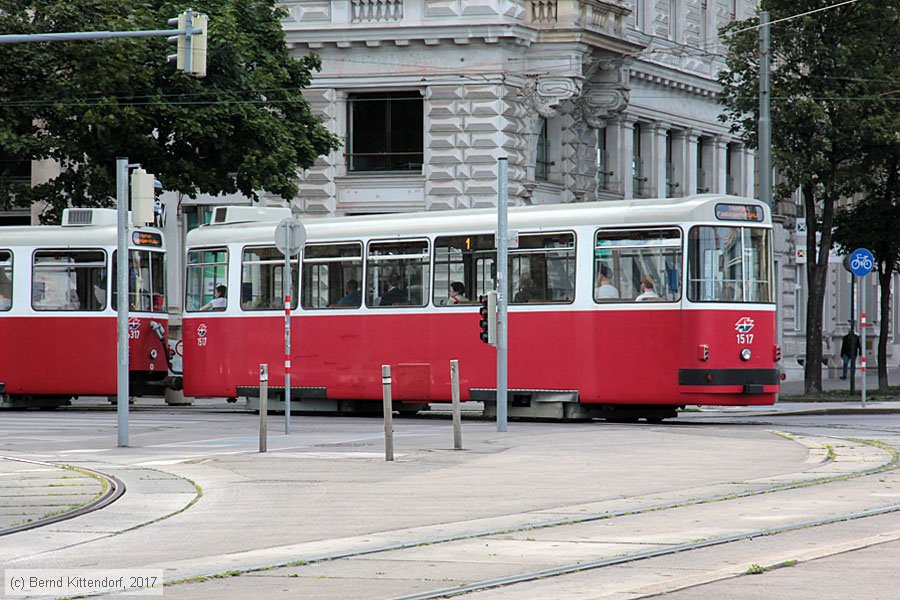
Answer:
[275,219,306,256]
[848,248,874,277]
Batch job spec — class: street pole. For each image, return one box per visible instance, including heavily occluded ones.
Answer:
[284,225,292,434]
[861,278,867,407]
[759,10,772,208]
[496,158,509,432]
[850,273,856,394]
[115,158,129,447]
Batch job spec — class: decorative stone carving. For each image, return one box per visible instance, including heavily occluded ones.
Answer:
[520,75,582,118]
[580,57,630,128]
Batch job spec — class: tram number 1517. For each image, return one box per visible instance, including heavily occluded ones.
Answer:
[736,333,754,344]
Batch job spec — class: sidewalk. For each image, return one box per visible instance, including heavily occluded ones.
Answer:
[779,367,900,399]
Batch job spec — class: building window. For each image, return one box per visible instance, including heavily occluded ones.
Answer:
[535,118,551,181]
[597,127,610,190]
[666,132,677,198]
[633,123,646,196]
[346,92,423,172]
[669,0,679,41]
[699,0,708,47]
[697,138,709,192]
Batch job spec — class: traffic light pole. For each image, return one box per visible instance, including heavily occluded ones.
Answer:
[496,158,509,432]
[116,158,130,447]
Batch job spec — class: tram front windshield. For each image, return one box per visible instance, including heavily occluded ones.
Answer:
[687,226,773,303]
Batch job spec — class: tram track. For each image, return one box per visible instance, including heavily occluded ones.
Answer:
[165,432,900,597]
[0,456,124,537]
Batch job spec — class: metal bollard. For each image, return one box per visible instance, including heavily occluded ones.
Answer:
[381,365,394,461]
[450,359,462,450]
[259,364,268,453]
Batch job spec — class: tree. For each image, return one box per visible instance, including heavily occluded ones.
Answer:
[832,176,900,391]
[718,0,893,394]
[0,0,339,223]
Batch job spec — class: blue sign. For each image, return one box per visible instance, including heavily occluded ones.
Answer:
[849,248,874,277]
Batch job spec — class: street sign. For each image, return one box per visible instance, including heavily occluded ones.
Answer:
[275,219,306,256]
[848,248,874,277]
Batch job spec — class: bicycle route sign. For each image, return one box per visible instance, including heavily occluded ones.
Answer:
[848,248,874,277]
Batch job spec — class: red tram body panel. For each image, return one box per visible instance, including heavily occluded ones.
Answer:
[182,197,780,417]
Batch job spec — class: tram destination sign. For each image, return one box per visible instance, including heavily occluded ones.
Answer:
[132,231,162,247]
[715,203,765,222]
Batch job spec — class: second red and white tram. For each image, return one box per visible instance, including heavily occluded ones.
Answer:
[182,195,780,420]
[0,208,171,408]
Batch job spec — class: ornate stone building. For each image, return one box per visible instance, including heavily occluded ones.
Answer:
[278,0,756,215]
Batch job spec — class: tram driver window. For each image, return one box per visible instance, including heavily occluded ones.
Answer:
[0,250,12,310]
[508,233,576,304]
[240,246,299,311]
[112,250,166,313]
[302,242,363,309]
[186,248,228,312]
[366,240,429,308]
[594,229,683,303]
[32,250,107,311]
[687,226,773,303]
[433,235,495,306]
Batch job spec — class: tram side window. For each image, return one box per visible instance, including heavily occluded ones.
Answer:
[594,229,682,303]
[433,235,495,306]
[186,248,228,312]
[32,250,107,311]
[241,247,299,311]
[687,226,773,303]
[367,240,429,307]
[0,250,12,310]
[508,233,576,304]
[112,250,167,312]
[302,242,362,309]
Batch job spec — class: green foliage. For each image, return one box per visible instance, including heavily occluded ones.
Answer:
[0,0,339,223]
[718,0,895,202]
[718,0,899,393]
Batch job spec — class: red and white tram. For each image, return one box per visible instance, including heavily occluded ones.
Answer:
[182,195,780,420]
[0,208,170,408]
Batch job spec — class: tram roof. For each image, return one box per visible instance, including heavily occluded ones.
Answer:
[186,194,771,247]
[0,223,162,248]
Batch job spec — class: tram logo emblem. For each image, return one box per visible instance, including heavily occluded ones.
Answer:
[734,317,755,333]
[197,323,208,338]
[128,317,140,331]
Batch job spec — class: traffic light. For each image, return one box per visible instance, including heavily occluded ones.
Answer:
[130,168,155,226]
[167,10,208,77]
[479,291,497,346]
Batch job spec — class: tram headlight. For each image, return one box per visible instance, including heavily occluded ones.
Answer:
[740,348,752,361]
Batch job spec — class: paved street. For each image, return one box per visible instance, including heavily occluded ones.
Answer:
[2,400,900,599]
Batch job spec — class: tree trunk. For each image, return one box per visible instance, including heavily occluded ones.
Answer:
[803,187,837,395]
[878,265,892,391]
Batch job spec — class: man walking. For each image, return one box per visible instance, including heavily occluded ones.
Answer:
[840,328,861,380]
